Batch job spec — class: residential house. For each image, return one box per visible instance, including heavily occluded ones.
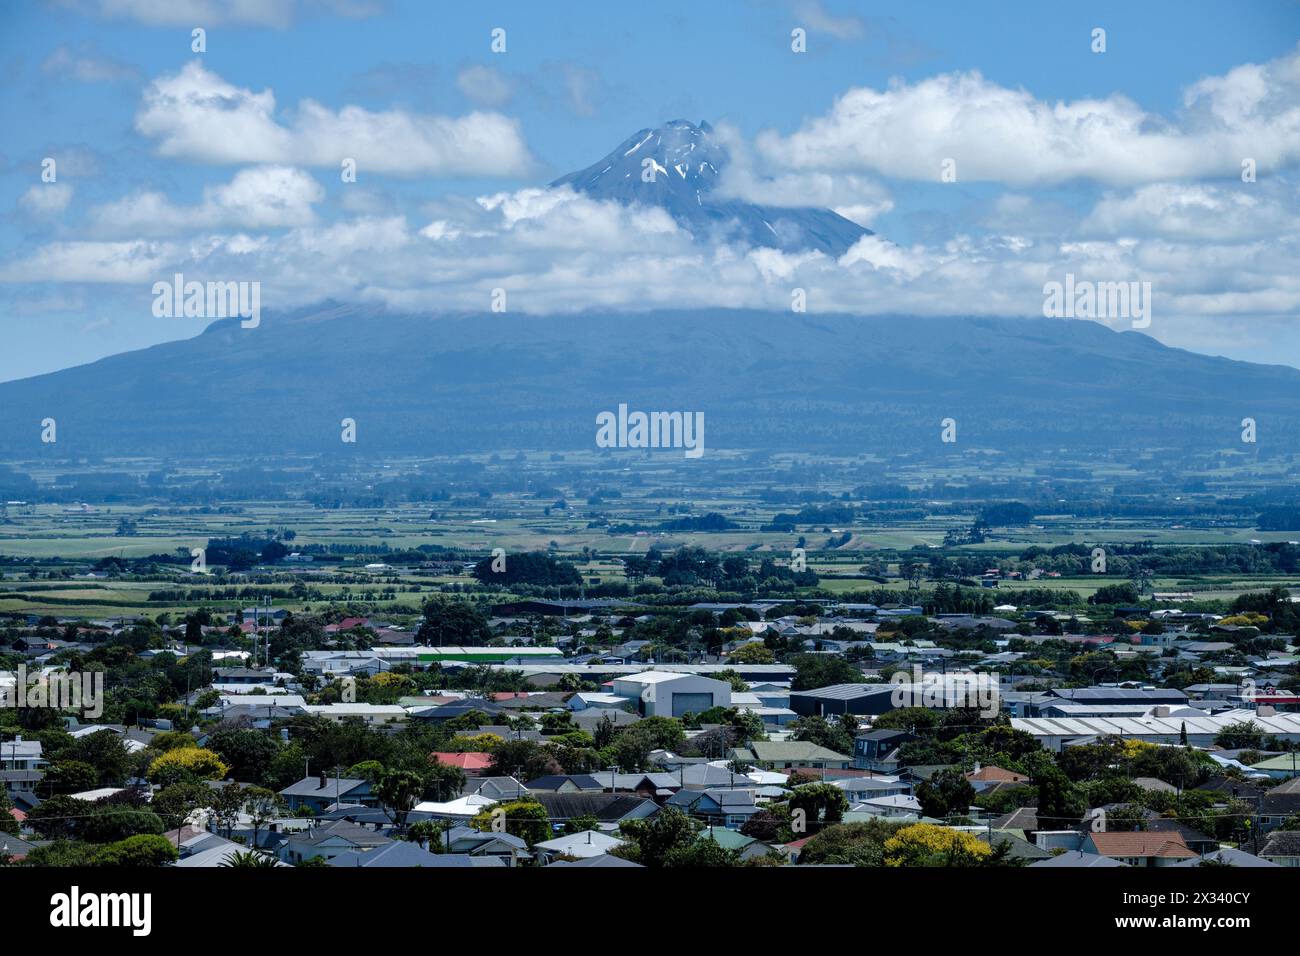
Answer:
[330,843,504,867]
[430,751,494,775]
[1258,831,1300,867]
[1260,776,1300,830]
[853,729,915,773]
[1081,831,1197,867]
[440,825,528,865]
[731,741,852,771]
[534,829,627,862]
[664,787,760,828]
[279,774,375,813]
[284,819,391,864]
[530,791,659,827]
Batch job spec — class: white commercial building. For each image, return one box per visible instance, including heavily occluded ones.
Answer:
[609,670,731,718]
[1012,708,1300,751]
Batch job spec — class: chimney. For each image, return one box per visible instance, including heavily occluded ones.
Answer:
[1152,705,1170,718]
[318,771,328,790]
[1257,705,1277,717]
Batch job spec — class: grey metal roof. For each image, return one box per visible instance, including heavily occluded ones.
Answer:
[790,682,891,701]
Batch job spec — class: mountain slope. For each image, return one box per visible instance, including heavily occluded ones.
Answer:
[551,120,871,256]
[1,305,1296,458]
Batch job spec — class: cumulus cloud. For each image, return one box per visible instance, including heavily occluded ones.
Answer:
[41,46,140,84]
[757,44,1300,185]
[0,239,170,283]
[711,123,893,226]
[7,178,1295,351]
[87,166,324,236]
[17,183,74,218]
[1082,181,1298,239]
[73,0,379,28]
[135,62,534,177]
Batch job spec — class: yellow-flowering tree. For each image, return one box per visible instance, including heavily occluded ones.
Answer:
[883,823,992,867]
[148,747,229,786]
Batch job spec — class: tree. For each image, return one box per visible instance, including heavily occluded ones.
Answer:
[219,849,281,868]
[471,799,549,847]
[147,747,229,786]
[67,731,131,788]
[728,643,775,665]
[797,820,902,866]
[1215,720,1264,750]
[422,761,467,802]
[1034,765,1086,828]
[415,598,491,646]
[790,654,866,691]
[405,820,445,851]
[613,806,698,867]
[81,808,165,843]
[0,789,18,835]
[790,715,853,756]
[243,787,282,849]
[883,823,993,867]
[42,760,98,797]
[91,834,179,867]
[788,783,850,830]
[915,767,976,820]
[207,728,280,785]
[375,770,424,831]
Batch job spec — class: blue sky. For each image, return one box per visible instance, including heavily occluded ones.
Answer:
[1,0,1299,381]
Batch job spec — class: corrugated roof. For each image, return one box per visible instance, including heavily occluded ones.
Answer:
[1013,708,1300,738]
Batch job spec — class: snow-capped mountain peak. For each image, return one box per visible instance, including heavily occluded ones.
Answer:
[551,119,871,256]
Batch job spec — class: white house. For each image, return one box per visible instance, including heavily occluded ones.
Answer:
[535,829,626,862]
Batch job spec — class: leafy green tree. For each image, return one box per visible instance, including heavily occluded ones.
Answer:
[41,760,97,797]
[798,820,903,866]
[471,799,549,848]
[415,598,491,646]
[790,654,866,691]
[614,806,699,867]
[0,789,18,835]
[916,766,976,820]
[92,834,179,867]
[788,783,850,829]
[375,770,425,830]
[207,728,280,785]
[1215,721,1264,750]
[1034,765,1086,828]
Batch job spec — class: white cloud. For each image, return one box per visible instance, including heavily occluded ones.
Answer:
[41,46,140,84]
[457,65,512,108]
[757,44,1300,185]
[78,0,378,28]
[1083,182,1297,239]
[18,183,74,218]
[135,62,534,177]
[792,0,865,40]
[87,166,324,236]
[0,239,170,283]
[712,123,893,226]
